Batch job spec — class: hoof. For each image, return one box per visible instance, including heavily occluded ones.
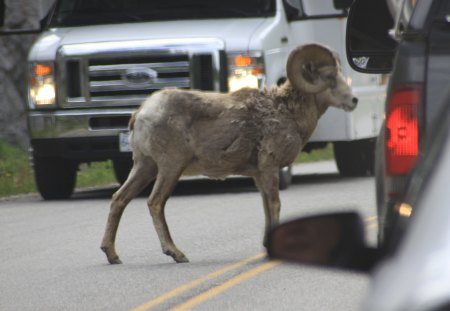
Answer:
[101,246,122,265]
[174,255,189,263]
[164,249,189,263]
[108,257,123,265]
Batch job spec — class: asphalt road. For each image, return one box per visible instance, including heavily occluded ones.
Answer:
[0,161,376,311]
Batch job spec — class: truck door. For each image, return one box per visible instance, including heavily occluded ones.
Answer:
[284,0,347,65]
[282,0,385,177]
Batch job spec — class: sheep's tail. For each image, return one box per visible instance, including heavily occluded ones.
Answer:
[128,110,138,131]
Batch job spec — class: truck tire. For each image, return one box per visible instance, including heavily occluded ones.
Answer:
[279,165,293,190]
[333,139,375,177]
[34,156,77,200]
[113,157,133,185]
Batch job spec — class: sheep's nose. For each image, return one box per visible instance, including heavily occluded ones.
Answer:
[352,97,358,105]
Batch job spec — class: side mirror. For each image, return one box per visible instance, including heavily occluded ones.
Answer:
[333,0,353,10]
[267,212,380,272]
[345,0,397,73]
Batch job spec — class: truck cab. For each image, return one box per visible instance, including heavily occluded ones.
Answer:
[1,0,385,199]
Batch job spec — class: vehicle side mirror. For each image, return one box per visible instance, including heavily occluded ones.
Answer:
[267,212,380,272]
[345,0,397,73]
[333,0,353,10]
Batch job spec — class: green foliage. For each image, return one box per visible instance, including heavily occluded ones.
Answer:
[76,161,116,188]
[296,144,334,163]
[0,140,116,198]
[0,139,334,198]
[0,141,36,197]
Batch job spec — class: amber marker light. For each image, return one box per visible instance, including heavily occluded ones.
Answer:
[34,64,53,76]
[235,55,253,67]
[30,63,56,108]
[228,53,265,92]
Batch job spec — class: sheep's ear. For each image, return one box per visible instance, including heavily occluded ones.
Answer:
[302,62,319,82]
[317,66,338,83]
[287,44,337,94]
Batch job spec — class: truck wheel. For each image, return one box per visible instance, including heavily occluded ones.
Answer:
[279,165,293,190]
[34,156,77,200]
[333,139,375,177]
[113,157,133,185]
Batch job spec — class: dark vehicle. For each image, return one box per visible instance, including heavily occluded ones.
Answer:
[268,1,450,309]
[268,92,450,311]
[268,88,450,310]
[346,0,450,244]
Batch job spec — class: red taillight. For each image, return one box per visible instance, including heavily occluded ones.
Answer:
[385,87,421,176]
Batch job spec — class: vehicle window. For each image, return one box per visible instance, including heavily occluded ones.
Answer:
[284,0,304,16]
[50,0,276,27]
[283,0,305,19]
[283,0,345,20]
[402,0,418,23]
[396,0,419,33]
[301,0,344,17]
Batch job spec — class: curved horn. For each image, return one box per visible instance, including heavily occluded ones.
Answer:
[287,44,337,94]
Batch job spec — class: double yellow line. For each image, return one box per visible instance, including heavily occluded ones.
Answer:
[132,253,279,311]
[132,215,378,310]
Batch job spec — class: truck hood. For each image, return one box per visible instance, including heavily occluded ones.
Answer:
[29,18,267,61]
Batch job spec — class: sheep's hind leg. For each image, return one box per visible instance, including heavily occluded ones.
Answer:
[101,157,157,264]
[148,168,188,263]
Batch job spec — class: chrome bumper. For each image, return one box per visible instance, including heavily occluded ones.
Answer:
[28,108,136,139]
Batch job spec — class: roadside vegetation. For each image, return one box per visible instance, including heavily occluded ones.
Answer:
[296,144,334,163]
[0,140,116,198]
[0,139,333,198]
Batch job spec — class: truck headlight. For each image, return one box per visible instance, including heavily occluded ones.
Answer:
[228,53,265,92]
[29,63,56,108]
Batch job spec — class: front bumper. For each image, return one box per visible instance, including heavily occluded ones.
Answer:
[30,136,132,161]
[28,108,135,161]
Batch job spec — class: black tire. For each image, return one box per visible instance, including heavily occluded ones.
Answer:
[113,157,133,185]
[333,138,376,177]
[33,156,77,200]
[279,165,293,190]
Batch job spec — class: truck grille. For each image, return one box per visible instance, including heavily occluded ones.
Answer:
[88,55,191,99]
[57,39,227,108]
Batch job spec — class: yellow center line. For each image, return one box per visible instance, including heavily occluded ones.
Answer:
[170,260,281,311]
[131,252,266,311]
[133,214,379,311]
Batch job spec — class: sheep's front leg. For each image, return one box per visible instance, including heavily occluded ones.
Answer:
[253,170,281,247]
[148,170,189,263]
[101,157,156,264]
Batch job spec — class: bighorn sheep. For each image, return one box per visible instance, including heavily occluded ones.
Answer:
[100,44,358,264]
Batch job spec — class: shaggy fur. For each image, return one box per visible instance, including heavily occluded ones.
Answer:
[101,44,358,264]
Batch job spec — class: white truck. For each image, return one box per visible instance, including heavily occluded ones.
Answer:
[0,0,385,199]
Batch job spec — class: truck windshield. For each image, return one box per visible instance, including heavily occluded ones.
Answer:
[50,0,276,27]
